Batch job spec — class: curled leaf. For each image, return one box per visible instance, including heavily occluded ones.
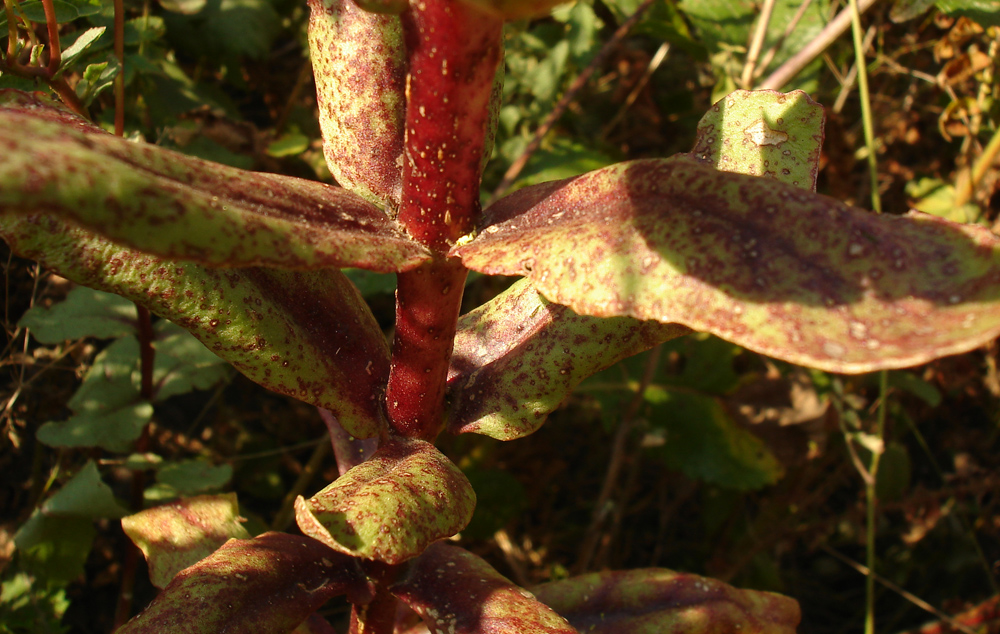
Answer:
[0,89,429,273]
[447,278,688,440]
[295,438,475,564]
[454,155,1000,373]
[532,568,800,634]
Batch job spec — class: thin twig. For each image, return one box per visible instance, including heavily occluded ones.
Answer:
[754,0,814,83]
[820,545,980,634]
[271,439,331,531]
[489,0,656,203]
[741,0,777,89]
[758,0,878,91]
[602,42,670,139]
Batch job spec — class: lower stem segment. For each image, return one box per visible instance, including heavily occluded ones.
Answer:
[386,258,467,440]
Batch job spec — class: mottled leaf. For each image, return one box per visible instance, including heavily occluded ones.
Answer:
[36,336,152,452]
[392,543,577,634]
[0,90,429,273]
[118,533,374,634]
[690,89,824,191]
[308,0,405,211]
[122,493,251,589]
[19,285,136,342]
[532,568,800,634]
[0,215,390,438]
[447,278,688,440]
[295,438,475,564]
[453,155,1000,374]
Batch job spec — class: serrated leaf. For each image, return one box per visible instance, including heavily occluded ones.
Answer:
[644,390,784,490]
[37,336,153,452]
[532,568,800,634]
[295,438,475,564]
[0,215,390,438]
[121,493,251,589]
[0,91,430,273]
[392,543,576,633]
[151,320,230,401]
[117,533,374,634]
[447,278,688,440]
[691,90,824,191]
[19,285,136,342]
[454,155,1000,374]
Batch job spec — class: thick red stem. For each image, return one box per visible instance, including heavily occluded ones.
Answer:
[396,0,502,251]
[387,259,467,440]
[385,0,501,440]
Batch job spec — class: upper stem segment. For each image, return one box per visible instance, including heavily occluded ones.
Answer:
[386,0,503,440]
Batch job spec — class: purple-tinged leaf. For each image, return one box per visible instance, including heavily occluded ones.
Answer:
[453,155,1000,374]
[447,278,688,440]
[0,90,429,273]
[117,532,374,634]
[308,0,406,211]
[0,215,390,438]
[391,542,577,634]
[691,90,824,191]
[295,438,474,564]
[531,568,800,634]
[121,493,250,589]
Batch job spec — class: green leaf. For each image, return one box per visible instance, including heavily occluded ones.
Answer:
[458,0,569,19]
[0,92,430,273]
[121,493,251,588]
[691,89,825,191]
[36,337,152,452]
[454,155,1000,374]
[532,568,801,634]
[266,132,309,158]
[57,27,106,73]
[117,533,373,634]
[644,390,784,490]
[155,460,233,497]
[876,442,911,502]
[295,438,475,564]
[19,285,136,342]
[157,0,208,15]
[0,215,391,439]
[151,321,230,401]
[447,278,688,440]
[14,462,128,584]
[391,542,576,634]
[935,0,1000,27]
[75,56,120,107]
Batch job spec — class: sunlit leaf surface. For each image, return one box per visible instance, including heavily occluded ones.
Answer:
[295,438,475,564]
[447,278,688,440]
[690,89,824,190]
[122,493,250,589]
[391,543,577,634]
[454,155,1000,373]
[0,90,429,273]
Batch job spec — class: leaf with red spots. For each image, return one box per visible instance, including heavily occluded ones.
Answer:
[295,438,475,564]
[453,155,1000,374]
[531,568,800,634]
[690,89,825,191]
[0,214,390,438]
[0,90,429,273]
[391,542,577,634]
[117,532,374,634]
[121,493,251,589]
[446,278,688,440]
[309,0,406,212]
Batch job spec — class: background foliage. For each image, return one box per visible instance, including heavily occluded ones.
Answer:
[2,0,999,632]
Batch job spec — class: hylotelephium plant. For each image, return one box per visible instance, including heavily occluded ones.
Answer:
[5,0,1000,632]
